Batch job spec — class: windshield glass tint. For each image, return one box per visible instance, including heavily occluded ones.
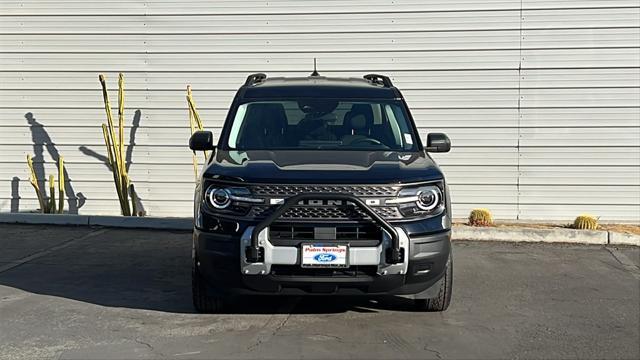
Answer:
[227,99,418,151]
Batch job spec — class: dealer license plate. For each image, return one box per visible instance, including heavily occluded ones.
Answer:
[301,244,348,268]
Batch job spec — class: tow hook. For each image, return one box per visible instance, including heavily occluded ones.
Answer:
[386,247,405,264]
[245,246,264,263]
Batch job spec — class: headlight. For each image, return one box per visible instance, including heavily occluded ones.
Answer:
[204,185,263,212]
[387,184,444,218]
[208,188,232,209]
[416,188,440,211]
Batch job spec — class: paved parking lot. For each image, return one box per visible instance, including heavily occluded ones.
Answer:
[0,224,638,360]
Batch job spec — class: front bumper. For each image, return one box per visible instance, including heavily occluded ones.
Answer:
[194,226,451,297]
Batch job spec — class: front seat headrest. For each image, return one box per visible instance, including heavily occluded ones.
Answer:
[346,104,373,135]
[349,114,368,130]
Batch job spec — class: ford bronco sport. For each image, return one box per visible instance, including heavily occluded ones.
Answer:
[189,72,452,312]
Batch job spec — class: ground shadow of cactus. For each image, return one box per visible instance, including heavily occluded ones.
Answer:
[79,109,145,214]
[22,112,85,214]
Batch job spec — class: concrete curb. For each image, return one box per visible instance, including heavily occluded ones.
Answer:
[0,213,90,226]
[88,215,192,230]
[0,213,192,230]
[609,232,640,247]
[452,225,608,245]
[0,213,637,246]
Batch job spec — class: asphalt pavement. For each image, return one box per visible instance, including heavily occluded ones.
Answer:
[0,224,638,360]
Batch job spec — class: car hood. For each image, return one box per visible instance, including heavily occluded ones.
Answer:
[203,150,444,184]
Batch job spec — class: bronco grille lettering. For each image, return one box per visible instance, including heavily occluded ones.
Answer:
[280,199,384,206]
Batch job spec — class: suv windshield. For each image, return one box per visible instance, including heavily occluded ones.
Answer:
[226,99,418,151]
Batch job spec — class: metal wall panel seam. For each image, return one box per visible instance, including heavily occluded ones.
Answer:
[1,1,638,15]
[517,0,524,220]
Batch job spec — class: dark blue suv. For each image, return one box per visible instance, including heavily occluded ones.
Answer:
[189,73,453,312]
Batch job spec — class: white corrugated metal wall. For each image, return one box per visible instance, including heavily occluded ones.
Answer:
[1,0,639,221]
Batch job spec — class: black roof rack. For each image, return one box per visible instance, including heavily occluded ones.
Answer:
[244,73,267,86]
[363,74,393,88]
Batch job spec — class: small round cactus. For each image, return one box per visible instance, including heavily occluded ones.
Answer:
[468,208,494,227]
[573,214,598,230]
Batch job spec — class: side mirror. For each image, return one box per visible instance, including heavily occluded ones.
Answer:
[189,131,215,151]
[425,133,451,153]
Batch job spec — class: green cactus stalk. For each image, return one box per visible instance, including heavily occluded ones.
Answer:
[48,174,56,214]
[187,85,207,181]
[573,214,598,230]
[27,154,47,213]
[99,73,135,216]
[468,208,494,227]
[26,154,66,214]
[58,156,65,214]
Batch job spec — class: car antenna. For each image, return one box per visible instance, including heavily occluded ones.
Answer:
[310,58,320,77]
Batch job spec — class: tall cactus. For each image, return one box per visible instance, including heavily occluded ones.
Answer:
[187,85,207,181]
[99,73,137,216]
[58,156,64,214]
[48,175,56,213]
[27,154,47,212]
[26,154,65,214]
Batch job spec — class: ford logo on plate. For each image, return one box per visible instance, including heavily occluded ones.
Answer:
[314,253,337,262]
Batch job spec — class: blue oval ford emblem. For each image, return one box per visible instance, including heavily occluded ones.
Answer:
[314,253,337,262]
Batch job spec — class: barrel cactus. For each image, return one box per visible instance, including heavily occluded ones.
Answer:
[573,214,598,230]
[468,208,494,227]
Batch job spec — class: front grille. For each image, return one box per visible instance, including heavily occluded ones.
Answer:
[244,183,405,221]
[249,205,402,221]
[249,184,400,197]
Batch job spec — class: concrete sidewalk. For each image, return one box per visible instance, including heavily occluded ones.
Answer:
[0,224,638,360]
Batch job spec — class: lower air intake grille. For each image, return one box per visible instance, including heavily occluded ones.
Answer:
[269,224,382,242]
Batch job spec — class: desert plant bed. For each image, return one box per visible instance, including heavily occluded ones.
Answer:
[454,221,640,236]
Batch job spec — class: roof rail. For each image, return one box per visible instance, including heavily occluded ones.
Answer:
[244,73,267,86]
[363,74,393,88]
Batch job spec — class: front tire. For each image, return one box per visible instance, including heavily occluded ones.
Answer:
[192,260,225,313]
[415,253,453,312]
